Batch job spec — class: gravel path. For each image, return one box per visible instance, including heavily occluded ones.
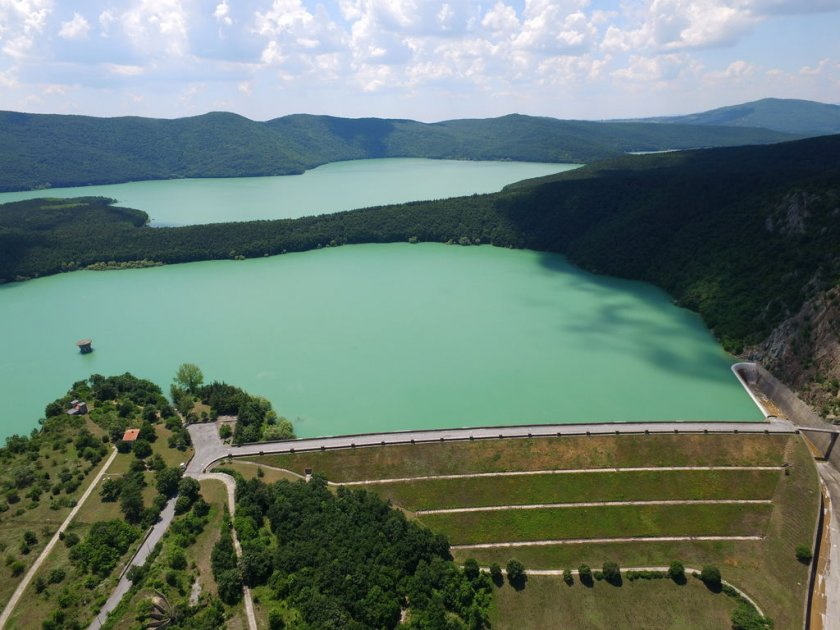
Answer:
[416,499,773,515]
[337,466,782,486]
[0,447,118,630]
[452,535,763,549]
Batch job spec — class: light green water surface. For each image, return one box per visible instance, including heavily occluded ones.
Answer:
[0,244,761,442]
[0,158,579,226]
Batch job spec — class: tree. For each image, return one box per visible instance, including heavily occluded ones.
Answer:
[463,558,480,581]
[578,564,593,587]
[219,424,232,440]
[700,565,722,591]
[506,559,526,589]
[668,560,686,583]
[155,467,182,497]
[178,477,201,502]
[489,563,503,586]
[602,561,621,585]
[132,439,152,459]
[100,477,122,502]
[23,530,37,546]
[174,363,204,395]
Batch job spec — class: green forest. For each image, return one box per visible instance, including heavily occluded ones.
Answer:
[2,134,838,357]
[0,109,795,191]
[229,473,494,628]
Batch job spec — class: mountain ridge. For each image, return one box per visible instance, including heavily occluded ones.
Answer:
[0,108,795,193]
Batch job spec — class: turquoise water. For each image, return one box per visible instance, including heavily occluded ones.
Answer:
[0,244,762,443]
[0,158,579,226]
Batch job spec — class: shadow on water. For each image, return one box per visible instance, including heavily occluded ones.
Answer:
[530,250,739,384]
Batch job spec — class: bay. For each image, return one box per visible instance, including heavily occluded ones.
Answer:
[0,243,762,443]
[0,158,579,226]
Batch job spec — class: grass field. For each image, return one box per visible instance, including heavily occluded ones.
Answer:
[249,432,817,629]
[489,574,739,629]
[369,468,780,511]
[253,433,788,481]
[421,503,772,544]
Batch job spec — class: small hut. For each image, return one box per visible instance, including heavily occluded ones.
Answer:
[122,428,140,442]
[76,339,93,354]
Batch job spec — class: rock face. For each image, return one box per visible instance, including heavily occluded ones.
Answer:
[745,285,840,421]
[764,190,811,236]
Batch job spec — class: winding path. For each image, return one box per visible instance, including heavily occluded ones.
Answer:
[0,448,118,630]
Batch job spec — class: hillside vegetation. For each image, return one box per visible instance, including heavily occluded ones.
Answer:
[0,110,794,192]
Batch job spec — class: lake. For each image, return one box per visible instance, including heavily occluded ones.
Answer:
[0,243,762,443]
[0,158,579,226]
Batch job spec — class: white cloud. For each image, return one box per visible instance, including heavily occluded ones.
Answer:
[58,12,90,40]
[800,57,830,76]
[214,1,232,26]
[0,0,52,59]
[119,0,190,57]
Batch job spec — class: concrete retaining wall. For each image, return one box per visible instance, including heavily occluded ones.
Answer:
[750,363,840,469]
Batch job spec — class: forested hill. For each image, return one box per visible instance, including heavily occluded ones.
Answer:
[0,109,795,192]
[629,98,840,137]
[2,134,839,414]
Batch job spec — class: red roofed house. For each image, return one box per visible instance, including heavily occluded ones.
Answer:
[122,428,141,442]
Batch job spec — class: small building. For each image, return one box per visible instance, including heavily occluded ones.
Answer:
[76,339,93,354]
[122,428,141,442]
[66,400,88,415]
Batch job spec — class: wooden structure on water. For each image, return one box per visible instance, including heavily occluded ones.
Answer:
[76,339,93,354]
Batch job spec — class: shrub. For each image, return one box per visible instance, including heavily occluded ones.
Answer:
[47,567,65,584]
[169,549,187,570]
[731,601,773,630]
[700,565,722,591]
[23,531,37,546]
[11,561,24,576]
[602,561,621,585]
[795,544,813,563]
[563,569,573,586]
[506,559,526,588]
[668,560,686,583]
[219,424,232,440]
[489,563,503,586]
[62,532,80,548]
[35,576,46,593]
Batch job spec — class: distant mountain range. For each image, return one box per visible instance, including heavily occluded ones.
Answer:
[622,98,840,137]
[0,109,794,192]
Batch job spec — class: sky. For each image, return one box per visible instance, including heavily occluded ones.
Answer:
[0,0,838,122]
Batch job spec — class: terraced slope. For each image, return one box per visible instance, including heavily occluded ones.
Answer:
[252,432,819,629]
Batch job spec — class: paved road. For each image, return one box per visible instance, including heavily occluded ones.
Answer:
[188,419,796,474]
[0,448,118,630]
[88,498,177,630]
